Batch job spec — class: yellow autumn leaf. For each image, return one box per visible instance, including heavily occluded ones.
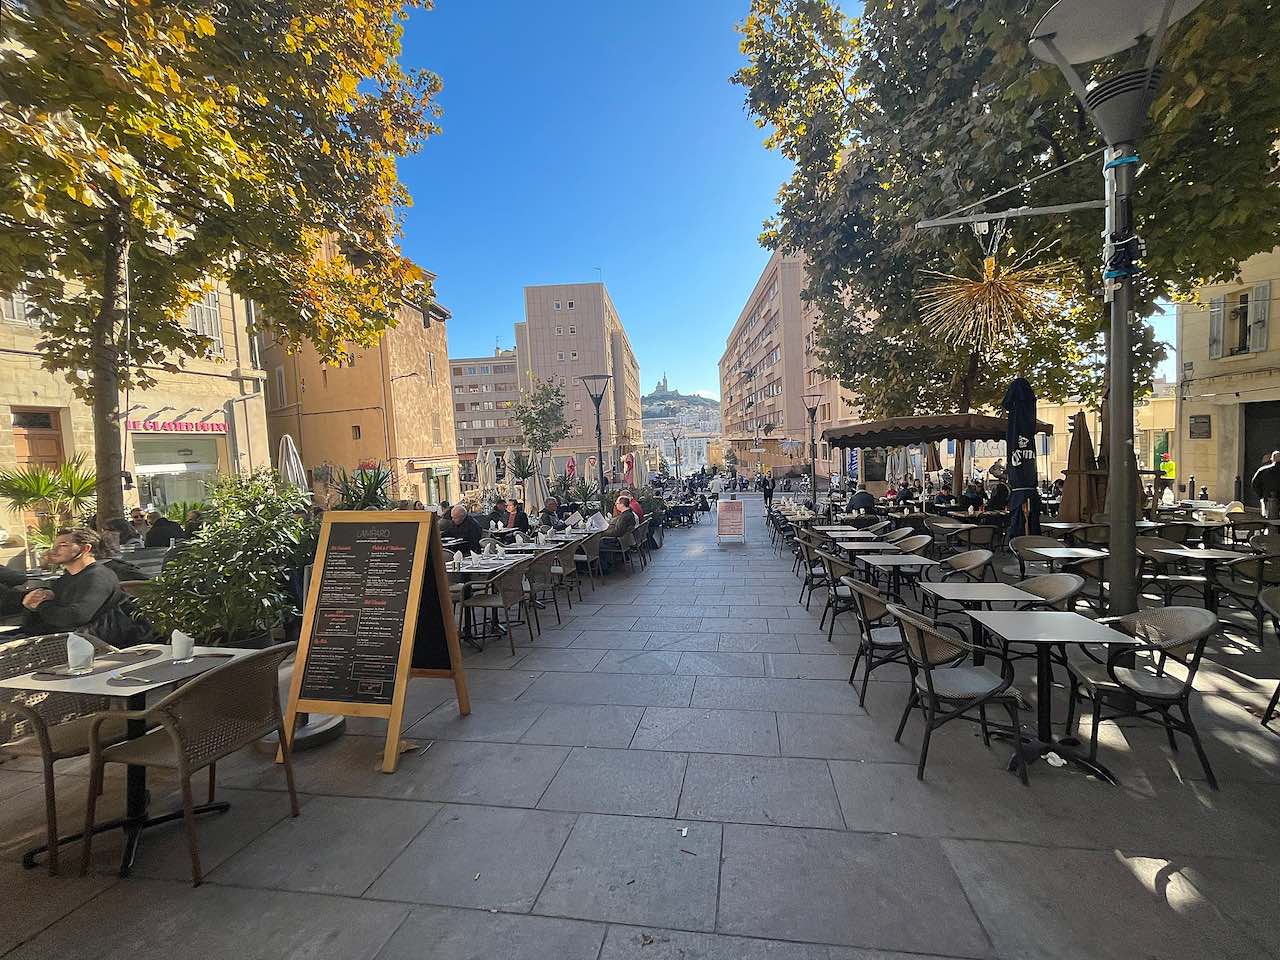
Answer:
[193,14,216,36]
[1184,86,1206,109]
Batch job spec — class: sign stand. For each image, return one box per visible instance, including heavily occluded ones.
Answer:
[280,511,470,773]
[716,497,747,544]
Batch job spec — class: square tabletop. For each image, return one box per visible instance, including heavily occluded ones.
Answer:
[834,541,900,552]
[813,525,859,532]
[858,554,940,567]
[1154,548,1242,562]
[968,611,1139,646]
[827,530,881,540]
[1027,546,1109,561]
[919,582,1040,604]
[0,644,256,698]
[1041,521,1086,532]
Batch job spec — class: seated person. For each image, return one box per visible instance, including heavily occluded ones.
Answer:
[0,564,28,616]
[895,481,917,502]
[539,497,567,531]
[932,484,956,506]
[604,496,638,539]
[486,504,508,529]
[22,528,124,635]
[848,484,876,512]
[128,506,150,538]
[957,482,987,511]
[104,516,142,548]
[615,490,645,521]
[143,509,188,548]
[507,499,531,534]
[183,509,204,536]
[440,504,484,554]
[987,480,1011,511]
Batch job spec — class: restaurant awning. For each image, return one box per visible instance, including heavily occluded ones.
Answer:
[822,413,1053,450]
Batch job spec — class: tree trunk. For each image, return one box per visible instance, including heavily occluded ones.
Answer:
[91,201,129,526]
[951,350,980,487]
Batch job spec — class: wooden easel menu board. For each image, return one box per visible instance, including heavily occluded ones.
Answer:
[717,499,746,543]
[282,511,470,773]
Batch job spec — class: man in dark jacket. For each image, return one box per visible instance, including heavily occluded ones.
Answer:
[22,528,123,634]
[848,484,876,512]
[1252,450,1280,519]
[440,504,484,555]
[539,498,567,531]
[143,510,188,548]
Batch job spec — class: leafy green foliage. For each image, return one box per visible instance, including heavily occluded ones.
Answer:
[333,464,394,510]
[512,376,573,459]
[0,456,97,549]
[0,0,443,522]
[569,477,599,505]
[135,471,311,643]
[735,0,1280,418]
[164,500,208,523]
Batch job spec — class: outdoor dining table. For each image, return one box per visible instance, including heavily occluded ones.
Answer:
[1026,545,1108,572]
[825,530,880,541]
[856,553,939,601]
[1151,547,1243,612]
[812,525,860,533]
[0,643,256,875]
[967,610,1139,784]
[919,581,1039,611]
[445,557,526,650]
[833,540,900,553]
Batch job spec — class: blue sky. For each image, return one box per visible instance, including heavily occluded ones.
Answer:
[396,1,1176,397]
[397,0,790,399]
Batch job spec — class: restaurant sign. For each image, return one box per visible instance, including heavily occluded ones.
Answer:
[127,419,226,434]
[1188,415,1211,440]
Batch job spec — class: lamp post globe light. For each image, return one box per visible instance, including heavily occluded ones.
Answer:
[802,394,822,505]
[1029,0,1202,615]
[580,374,612,499]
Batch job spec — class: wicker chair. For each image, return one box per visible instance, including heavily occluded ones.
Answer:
[795,537,828,609]
[1009,535,1061,579]
[550,539,584,605]
[0,633,126,875]
[463,558,535,655]
[631,519,651,569]
[1261,587,1280,725]
[846,579,908,707]
[1063,607,1220,788]
[1154,521,1194,545]
[928,549,993,583]
[896,534,933,556]
[956,523,1001,554]
[882,527,913,544]
[1016,573,1084,612]
[1249,533,1280,555]
[1076,524,1110,547]
[1226,517,1270,549]
[885,603,1027,783]
[80,644,301,885]
[815,551,857,642]
[573,532,605,589]
[865,520,891,535]
[525,551,562,631]
[1135,536,1204,606]
[1214,553,1280,643]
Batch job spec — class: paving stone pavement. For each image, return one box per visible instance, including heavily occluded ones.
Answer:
[3,495,1280,959]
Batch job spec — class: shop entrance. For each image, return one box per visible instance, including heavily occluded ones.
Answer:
[133,436,222,509]
[1242,400,1280,506]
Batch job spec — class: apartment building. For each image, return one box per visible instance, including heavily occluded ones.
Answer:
[260,291,459,506]
[0,282,269,551]
[1036,378,1175,485]
[718,251,812,477]
[1175,247,1279,504]
[449,348,520,485]
[514,282,641,477]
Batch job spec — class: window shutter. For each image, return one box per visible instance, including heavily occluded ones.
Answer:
[1208,295,1225,359]
[1249,281,1270,353]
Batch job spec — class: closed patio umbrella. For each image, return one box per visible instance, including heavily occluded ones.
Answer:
[925,441,942,474]
[1001,377,1042,537]
[1060,412,1099,523]
[277,435,307,493]
[527,455,545,514]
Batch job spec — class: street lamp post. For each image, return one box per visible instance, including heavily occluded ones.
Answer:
[580,374,612,498]
[670,430,684,487]
[802,394,822,506]
[1030,0,1202,614]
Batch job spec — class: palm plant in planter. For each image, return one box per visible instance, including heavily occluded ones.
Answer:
[136,471,312,645]
[0,456,96,558]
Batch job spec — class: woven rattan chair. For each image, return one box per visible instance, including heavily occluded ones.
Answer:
[80,644,300,884]
[633,519,651,568]
[525,551,562,630]
[1135,536,1204,606]
[882,527,913,544]
[865,520,891,535]
[885,603,1028,783]
[1009,535,1061,579]
[896,534,933,556]
[1076,524,1111,547]
[1063,607,1219,788]
[463,558,535,655]
[1215,553,1280,643]
[956,523,1001,554]
[1249,533,1280,555]
[0,633,125,874]
[1261,587,1280,725]
[574,531,604,589]
[846,579,908,707]
[815,551,857,641]
[1226,517,1270,548]
[795,537,829,609]
[550,538,584,605]
[1154,521,1194,545]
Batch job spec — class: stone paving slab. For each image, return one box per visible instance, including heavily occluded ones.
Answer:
[678,754,845,828]
[630,706,780,756]
[518,704,646,747]
[373,905,605,960]
[537,747,687,817]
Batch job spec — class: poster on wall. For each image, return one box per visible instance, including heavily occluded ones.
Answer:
[1188,415,1212,439]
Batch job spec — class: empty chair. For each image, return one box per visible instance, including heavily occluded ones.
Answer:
[463,558,535,654]
[882,527,913,544]
[0,633,126,875]
[1249,532,1280,555]
[795,537,829,609]
[1063,607,1220,789]
[956,523,1001,553]
[1226,516,1270,548]
[931,549,993,583]
[1154,521,1193,545]
[574,531,604,589]
[846,579,907,706]
[865,520,891,535]
[896,534,933,556]
[551,539,584,604]
[816,550,857,641]
[81,644,301,884]
[1062,555,1109,612]
[1215,554,1280,643]
[1009,535,1061,579]
[1076,524,1110,547]
[525,551,562,630]
[633,519,651,568]
[1016,573,1085,612]
[1136,536,1203,606]
[885,603,1027,783]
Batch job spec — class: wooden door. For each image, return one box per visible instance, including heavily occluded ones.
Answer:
[11,408,64,468]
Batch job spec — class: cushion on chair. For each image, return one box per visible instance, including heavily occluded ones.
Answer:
[1,714,129,759]
[915,666,1022,703]
[866,625,903,647]
[1067,658,1185,699]
[99,726,183,768]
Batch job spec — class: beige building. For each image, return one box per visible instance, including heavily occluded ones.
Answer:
[514,282,641,478]
[1174,247,1279,505]
[260,294,459,506]
[0,283,269,550]
[720,250,859,480]
[449,348,520,487]
[1036,379,1175,487]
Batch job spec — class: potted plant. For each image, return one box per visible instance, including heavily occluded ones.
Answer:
[333,463,395,509]
[135,470,312,646]
[0,456,96,562]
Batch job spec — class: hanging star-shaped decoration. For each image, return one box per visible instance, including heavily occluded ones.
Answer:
[915,245,1072,350]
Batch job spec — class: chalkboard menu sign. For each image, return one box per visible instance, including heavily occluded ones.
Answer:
[282,511,470,773]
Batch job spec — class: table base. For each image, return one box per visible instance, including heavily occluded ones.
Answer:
[22,797,230,876]
[1003,735,1121,785]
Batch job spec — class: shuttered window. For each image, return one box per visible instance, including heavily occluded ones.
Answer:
[187,288,223,354]
[1249,280,1270,353]
[1208,295,1225,359]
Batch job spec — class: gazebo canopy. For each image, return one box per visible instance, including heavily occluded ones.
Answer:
[822,413,1053,450]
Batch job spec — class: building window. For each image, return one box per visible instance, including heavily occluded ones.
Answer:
[1228,292,1251,356]
[480,365,490,374]
[470,402,481,410]
[427,353,436,384]
[555,326,563,336]
[557,352,565,362]
[568,325,576,335]
[455,403,465,412]
[351,425,362,440]
[272,366,286,409]
[186,287,222,352]
[482,383,492,392]
[567,300,575,309]
[570,351,579,361]
[452,366,463,376]
[453,385,465,394]
[554,301,562,310]
[466,366,477,375]
[1,288,28,325]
